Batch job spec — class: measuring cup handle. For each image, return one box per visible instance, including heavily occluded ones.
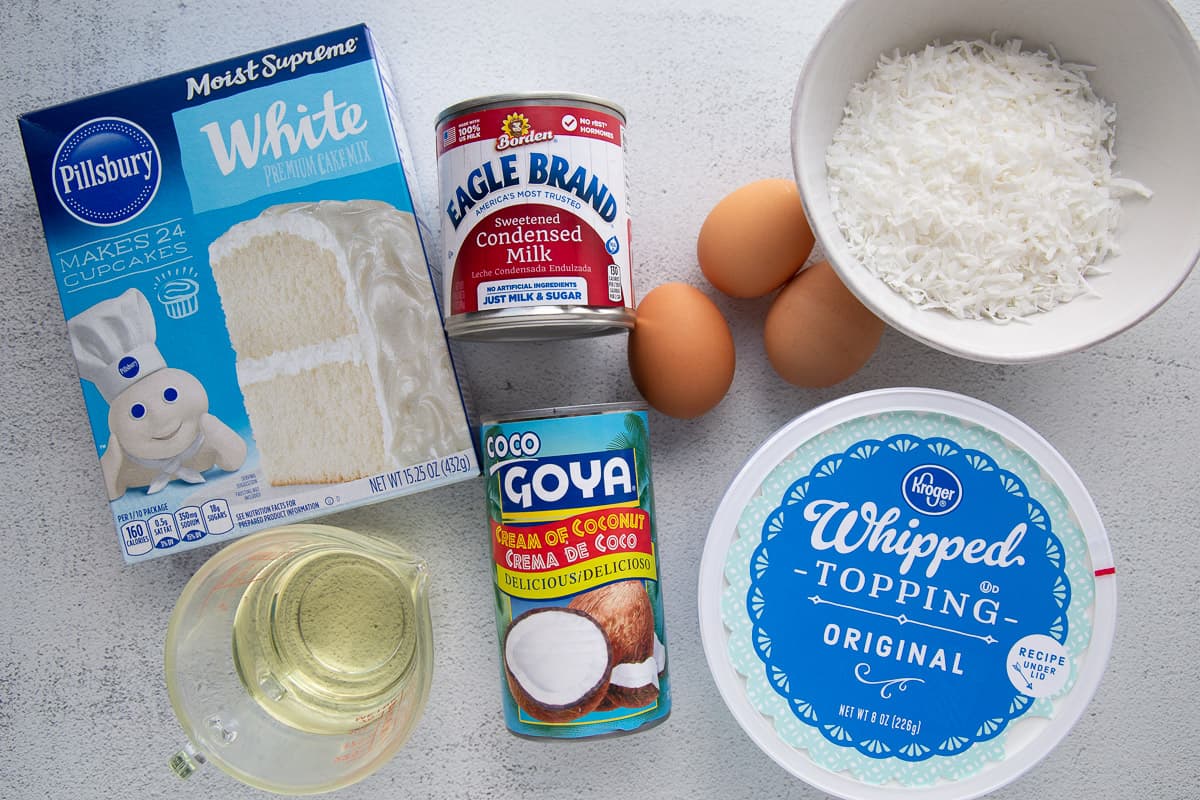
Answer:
[168,741,207,779]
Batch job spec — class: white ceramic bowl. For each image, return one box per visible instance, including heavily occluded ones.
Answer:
[792,0,1200,363]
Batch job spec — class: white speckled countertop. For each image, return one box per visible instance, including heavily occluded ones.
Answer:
[2,1,1198,798]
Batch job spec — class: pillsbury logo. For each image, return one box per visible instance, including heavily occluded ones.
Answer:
[53,117,161,226]
[117,356,140,379]
[902,464,962,515]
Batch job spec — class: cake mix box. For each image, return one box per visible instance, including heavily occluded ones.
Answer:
[19,25,479,563]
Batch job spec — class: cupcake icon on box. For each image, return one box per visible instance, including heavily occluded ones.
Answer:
[154,267,200,319]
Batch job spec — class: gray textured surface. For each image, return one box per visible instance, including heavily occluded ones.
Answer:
[2,1,1199,798]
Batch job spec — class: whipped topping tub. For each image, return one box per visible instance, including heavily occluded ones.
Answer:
[699,389,1116,799]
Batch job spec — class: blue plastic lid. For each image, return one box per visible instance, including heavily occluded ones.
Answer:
[699,388,1116,799]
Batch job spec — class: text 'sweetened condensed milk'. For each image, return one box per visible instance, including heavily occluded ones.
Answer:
[481,404,670,738]
[436,94,635,341]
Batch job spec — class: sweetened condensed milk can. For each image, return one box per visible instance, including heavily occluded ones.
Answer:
[436,94,635,340]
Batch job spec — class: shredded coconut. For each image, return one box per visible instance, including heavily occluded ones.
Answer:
[826,38,1151,322]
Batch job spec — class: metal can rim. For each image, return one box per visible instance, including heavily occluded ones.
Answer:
[436,92,627,127]
[481,401,648,427]
[446,306,636,342]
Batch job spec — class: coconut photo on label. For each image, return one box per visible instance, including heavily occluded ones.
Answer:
[482,405,671,738]
[502,580,666,723]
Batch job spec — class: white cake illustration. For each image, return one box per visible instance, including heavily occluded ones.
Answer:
[209,199,470,486]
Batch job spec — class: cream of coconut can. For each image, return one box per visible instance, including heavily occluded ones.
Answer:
[436,94,635,341]
[481,403,670,737]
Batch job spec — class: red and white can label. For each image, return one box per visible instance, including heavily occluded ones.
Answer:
[436,102,632,317]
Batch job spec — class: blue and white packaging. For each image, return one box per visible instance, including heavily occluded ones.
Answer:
[700,389,1117,799]
[20,25,479,564]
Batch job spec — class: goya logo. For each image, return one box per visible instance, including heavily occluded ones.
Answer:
[496,111,553,151]
[902,464,963,515]
[499,449,637,514]
[53,117,161,226]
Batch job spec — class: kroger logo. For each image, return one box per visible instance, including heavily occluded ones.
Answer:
[53,117,161,226]
[902,464,963,516]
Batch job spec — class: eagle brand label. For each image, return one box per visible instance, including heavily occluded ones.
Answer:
[436,96,633,335]
[481,405,670,738]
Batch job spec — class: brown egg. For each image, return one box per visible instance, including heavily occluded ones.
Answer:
[764,261,885,388]
[698,178,815,298]
[628,283,735,419]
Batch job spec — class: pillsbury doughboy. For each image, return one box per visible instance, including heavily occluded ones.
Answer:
[68,288,246,499]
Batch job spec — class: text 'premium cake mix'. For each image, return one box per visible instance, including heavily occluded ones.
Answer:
[19,25,478,563]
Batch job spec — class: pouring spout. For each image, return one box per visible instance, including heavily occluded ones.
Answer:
[168,741,207,780]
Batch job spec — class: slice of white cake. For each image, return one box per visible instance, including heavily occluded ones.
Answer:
[210,199,470,486]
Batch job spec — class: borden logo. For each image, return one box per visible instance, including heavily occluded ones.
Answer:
[902,464,963,516]
[53,117,161,226]
[496,112,553,151]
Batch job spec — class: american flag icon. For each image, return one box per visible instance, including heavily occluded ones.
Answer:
[443,127,456,146]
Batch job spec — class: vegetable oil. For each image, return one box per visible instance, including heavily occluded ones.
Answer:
[231,546,420,733]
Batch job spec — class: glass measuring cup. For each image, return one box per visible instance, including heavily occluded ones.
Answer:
[164,523,433,794]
